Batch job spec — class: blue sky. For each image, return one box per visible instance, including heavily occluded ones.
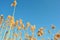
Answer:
[0,0,60,40]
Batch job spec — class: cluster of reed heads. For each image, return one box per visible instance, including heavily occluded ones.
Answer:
[0,0,60,40]
[0,14,60,40]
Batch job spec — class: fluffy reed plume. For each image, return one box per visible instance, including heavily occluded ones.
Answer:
[31,25,36,32]
[15,20,19,26]
[51,24,56,30]
[54,34,60,40]
[11,0,17,7]
[30,25,36,37]
[26,22,30,27]
[37,27,44,36]
[20,19,23,25]
[17,26,21,30]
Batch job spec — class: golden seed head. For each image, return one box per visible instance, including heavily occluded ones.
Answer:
[37,31,44,36]
[26,22,30,27]
[31,25,36,32]
[11,16,14,20]
[20,19,23,25]
[55,34,60,38]
[8,15,11,19]
[51,24,55,29]
[54,34,60,40]
[15,20,19,26]
[37,27,44,36]
[21,24,24,29]
[17,26,21,30]
[11,0,17,7]
[10,18,15,27]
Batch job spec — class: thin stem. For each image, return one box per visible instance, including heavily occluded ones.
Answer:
[6,26,11,40]
[32,32,34,37]
[13,6,16,18]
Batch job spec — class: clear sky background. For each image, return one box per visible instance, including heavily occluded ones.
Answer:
[0,0,60,40]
